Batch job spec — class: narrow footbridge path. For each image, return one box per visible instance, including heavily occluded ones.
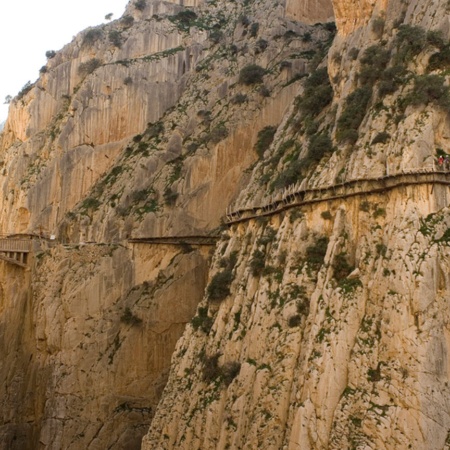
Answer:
[129,235,220,246]
[0,235,35,268]
[225,169,450,225]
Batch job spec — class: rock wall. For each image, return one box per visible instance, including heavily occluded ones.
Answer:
[0,0,337,448]
[142,0,450,447]
[0,242,211,449]
[144,185,450,449]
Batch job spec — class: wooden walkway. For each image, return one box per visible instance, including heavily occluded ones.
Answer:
[225,169,450,224]
[129,235,220,246]
[0,236,34,267]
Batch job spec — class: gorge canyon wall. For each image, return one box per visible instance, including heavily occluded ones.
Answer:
[1,0,450,449]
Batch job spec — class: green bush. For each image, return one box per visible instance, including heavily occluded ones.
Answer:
[120,307,143,325]
[359,45,390,85]
[250,249,266,276]
[46,50,56,59]
[256,227,277,246]
[255,126,277,158]
[17,81,33,100]
[147,121,164,138]
[255,39,268,53]
[209,30,223,44]
[305,236,329,269]
[169,9,197,30]
[78,58,102,76]
[428,46,450,72]
[378,65,407,97]
[207,254,237,302]
[109,30,123,47]
[131,189,150,203]
[403,74,450,108]
[376,243,387,257]
[271,160,302,190]
[121,15,134,28]
[201,354,240,386]
[135,0,146,10]
[371,17,385,36]
[208,124,229,144]
[81,197,101,211]
[231,93,248,104]
[82,28,103,46]
[239,64,266,85]
[395,24,427,62]
[371,131,390,144]
[191,306,213,333]
[296,68,333,118]
[306,132,334,164]
[336,86,372,143]
[426,30,445,49]
[250,22,259,37]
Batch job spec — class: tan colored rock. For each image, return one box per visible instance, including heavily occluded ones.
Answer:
[0,0,337,448]
[0,242,211,449]
[286,0,334,25]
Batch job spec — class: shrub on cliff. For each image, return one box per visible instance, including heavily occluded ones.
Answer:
[296,67,333,118]
[207,253,237,302]
[191,307,213,333]
[108,30,123,47]
[305,236,329,270]
[428,45,450,72]
[16,81,33,100]
[169,10,197,31]
[202,353,221,382]
[78,58,102,76]
[135,0,146,11]
[120,307,142,325]
[306,132,334,164]
[250,249,266,276]
[201,353,240,386]
[255,126,277,158]
[402,74,450,109]
[336,86,372,144]
[239,64,266,85]
[82,28,103,47]
[121,15,134,28]
[207,270,233,301]
[395,24,426,62]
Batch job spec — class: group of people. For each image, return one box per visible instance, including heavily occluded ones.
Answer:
[437,154,450,170]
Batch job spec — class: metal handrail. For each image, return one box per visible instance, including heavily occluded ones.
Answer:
[226,168,450,224]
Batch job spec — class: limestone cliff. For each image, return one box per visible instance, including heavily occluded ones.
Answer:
[2,0,450,447]
[143,0,450,448]
[0,0,336,448]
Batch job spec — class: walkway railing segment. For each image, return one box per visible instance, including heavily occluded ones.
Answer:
[225,168,450,225]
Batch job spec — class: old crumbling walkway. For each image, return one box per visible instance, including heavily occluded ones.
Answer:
[225,169,450,224]
[0,235,35,267]
[128,235,219,246]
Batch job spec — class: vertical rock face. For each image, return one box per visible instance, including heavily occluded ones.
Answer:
[4,0,450,446]
[145,190,450,449]
[143,0,450,448]
[0,0,337,448]
[285,0,334,25]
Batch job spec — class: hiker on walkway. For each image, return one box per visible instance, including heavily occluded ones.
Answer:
[445,155,450,171]
[438,155,444,169]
